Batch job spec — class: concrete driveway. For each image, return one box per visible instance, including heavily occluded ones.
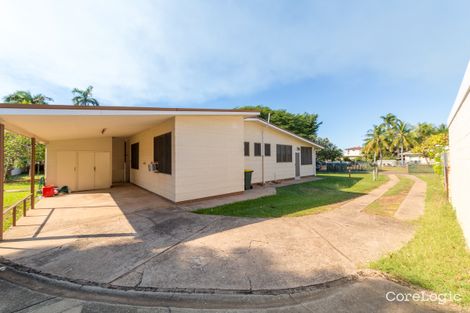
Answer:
[0,177,418,292]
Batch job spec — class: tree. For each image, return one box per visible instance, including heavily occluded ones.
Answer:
[237,105,321,140]
[380,113,398,129]
[412,122,446,145]
[3,90,53,104]
[72,86,99,106]
[315,137,343,161]
[3,131,29,179]
[393,120,415,166]
[363,124,388,166]
[380,113,398,155]
[413,132,448,161]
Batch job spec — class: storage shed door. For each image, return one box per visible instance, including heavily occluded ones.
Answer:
[77,151,95,191]
[94,152,111,189]
[57,151,77,191]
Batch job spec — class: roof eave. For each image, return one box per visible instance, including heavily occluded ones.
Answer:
[245,117,324,149]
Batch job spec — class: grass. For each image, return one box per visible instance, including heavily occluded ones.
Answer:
[370,174,470,306]
[195,173,389,218]
[2,174,42,232]
[380,166,408,173]
[364,176,415,217]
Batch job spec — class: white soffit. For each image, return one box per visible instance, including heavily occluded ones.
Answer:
[0,106,259,142]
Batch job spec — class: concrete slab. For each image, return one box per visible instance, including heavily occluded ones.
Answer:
[0,177,417,292]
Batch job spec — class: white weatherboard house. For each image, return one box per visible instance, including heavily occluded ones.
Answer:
[448,61,470,248]
[0,104,321,203]
[343,146,362,159]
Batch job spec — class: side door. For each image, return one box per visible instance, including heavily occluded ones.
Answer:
[94,152,111,189]
[295,151,301,179]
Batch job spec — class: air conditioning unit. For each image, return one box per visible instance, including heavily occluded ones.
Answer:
[148,162,159,172]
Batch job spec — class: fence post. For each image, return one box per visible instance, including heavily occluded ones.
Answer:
[12,206,16,226]
[23,198,27,216]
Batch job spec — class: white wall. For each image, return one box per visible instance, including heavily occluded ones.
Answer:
[174,116,245,202]
[448,61,470,248]
[244,121,316,184]
[129,118,176,202]
[45,137,112,188]
[449,100,470,248]
[129,116,246,203]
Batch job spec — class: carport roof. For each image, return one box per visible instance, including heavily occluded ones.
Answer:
[0,104,259,142]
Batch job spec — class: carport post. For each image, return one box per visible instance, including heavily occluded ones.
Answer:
[30,137,36,210]
[0,124,4,240]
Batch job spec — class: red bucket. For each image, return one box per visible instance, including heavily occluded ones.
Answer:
[42,185,55,197]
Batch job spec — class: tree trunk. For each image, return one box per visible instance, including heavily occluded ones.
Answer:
[401,144,404,166]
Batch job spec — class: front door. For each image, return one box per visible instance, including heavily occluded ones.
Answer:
[295,151,300,179]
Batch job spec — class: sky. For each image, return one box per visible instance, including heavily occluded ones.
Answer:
[0,0,469,149]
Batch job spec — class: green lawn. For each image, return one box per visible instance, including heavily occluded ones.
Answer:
[380,166,408,173]
[3,175,42,232]
[364,175,414,217]
[370,174,470,306]
[195,173,389,218]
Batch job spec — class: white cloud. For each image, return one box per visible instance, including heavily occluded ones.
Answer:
[0,0,469,105]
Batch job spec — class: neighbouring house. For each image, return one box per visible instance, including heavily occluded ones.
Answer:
[0,104,322,203]
[399,151,429,165]
[380,160,398,167]
[447,61,470,248]
[343,146,363,159]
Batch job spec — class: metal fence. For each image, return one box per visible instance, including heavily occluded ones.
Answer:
[407,164,434,173]
[318,162,372,173]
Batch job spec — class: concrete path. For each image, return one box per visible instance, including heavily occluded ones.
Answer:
[0,268,458,313]
[0,175,417,292]
[395,175,427,221]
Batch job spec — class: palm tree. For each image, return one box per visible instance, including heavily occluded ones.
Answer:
[3,90,53,104]
[380,113,398,130]
[72,86,99,106]
[380,113,398,155]
[363,124,388,166]
[393,120,414,166]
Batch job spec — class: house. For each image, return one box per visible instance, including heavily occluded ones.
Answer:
[447,60,470,248]
[0,104,321,203]
[244,118,322,184]
[343,146,363,159]
[399,151,429,165]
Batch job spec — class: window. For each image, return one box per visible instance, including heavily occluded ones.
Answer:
[276,144,292,163]
[244,141,250,156]
[301,146,313,165]
[254,143,261,156]
[154,132,172,174]
[131,143,139,169]
[264,143,271,156]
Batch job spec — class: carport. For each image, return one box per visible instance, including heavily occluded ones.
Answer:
[0,103,258,239]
